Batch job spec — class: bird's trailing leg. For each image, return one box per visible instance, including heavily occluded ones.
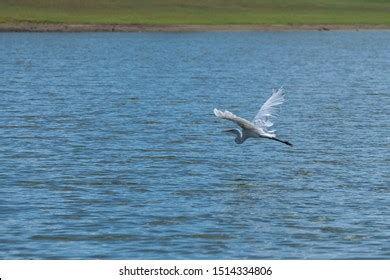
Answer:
[270,137,293,147]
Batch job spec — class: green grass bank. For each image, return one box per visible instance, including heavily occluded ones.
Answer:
[0,0,390,26]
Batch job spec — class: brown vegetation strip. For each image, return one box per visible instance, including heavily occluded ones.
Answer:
[1,23,390,32]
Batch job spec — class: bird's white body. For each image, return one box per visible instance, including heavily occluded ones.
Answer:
[214,88,292,146]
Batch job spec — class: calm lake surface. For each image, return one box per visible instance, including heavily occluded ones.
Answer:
[0,32,389,259]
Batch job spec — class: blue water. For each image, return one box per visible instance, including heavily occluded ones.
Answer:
[0,32,389,259]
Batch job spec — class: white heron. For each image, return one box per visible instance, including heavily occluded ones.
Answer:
[214,88,292,146]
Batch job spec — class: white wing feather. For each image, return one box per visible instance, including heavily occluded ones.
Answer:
[213,108,272,137]
[253,88,285,131]
[213,108,254,130]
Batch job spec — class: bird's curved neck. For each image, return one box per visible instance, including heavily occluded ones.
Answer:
[235,136,245,144]
[233,130,245,144]
[225,128,246,144]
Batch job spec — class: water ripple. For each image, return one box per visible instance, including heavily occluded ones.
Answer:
[0,32,389,259]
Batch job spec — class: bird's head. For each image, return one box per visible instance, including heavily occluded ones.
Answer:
[223,128,244,144]
[223,128,240,135]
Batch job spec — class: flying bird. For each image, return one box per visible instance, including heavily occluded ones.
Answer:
[214,88,292,146]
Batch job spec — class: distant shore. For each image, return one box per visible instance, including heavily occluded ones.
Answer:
[1,23,390,32]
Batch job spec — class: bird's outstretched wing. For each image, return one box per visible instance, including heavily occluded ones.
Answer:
[214,108,256,131]
[253,87,285,131]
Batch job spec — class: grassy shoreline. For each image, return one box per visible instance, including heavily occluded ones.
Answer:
[1,22,390,32]
[1,0,389,31]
